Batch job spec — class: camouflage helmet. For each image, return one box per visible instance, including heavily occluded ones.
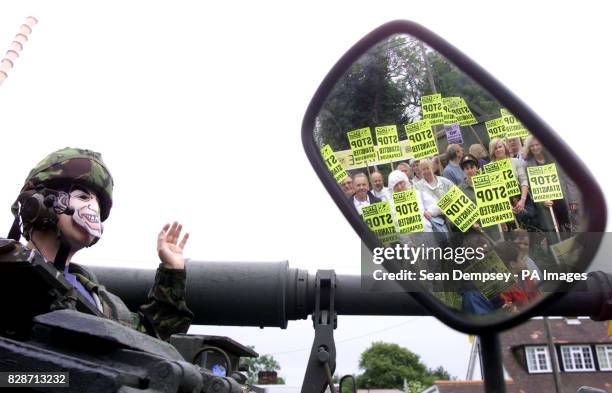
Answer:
[15,147,114,221]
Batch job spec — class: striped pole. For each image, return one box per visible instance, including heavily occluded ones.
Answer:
[0,16,38,86]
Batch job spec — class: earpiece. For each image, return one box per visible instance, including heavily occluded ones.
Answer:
[19,192,58,230]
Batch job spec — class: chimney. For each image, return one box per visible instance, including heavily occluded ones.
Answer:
[258,371,278,385]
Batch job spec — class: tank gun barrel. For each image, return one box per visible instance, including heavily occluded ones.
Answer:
[87,261,601,328]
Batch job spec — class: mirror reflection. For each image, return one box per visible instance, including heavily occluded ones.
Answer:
[313,34,587,320]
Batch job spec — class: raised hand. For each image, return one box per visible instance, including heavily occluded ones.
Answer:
[157,221,189,270]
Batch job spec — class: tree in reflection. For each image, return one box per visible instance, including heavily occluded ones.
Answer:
[314,35,498,151]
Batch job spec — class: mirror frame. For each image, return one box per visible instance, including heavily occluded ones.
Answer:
[301,20,607,334]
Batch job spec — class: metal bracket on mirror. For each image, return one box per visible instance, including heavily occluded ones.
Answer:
[301,270,337,393]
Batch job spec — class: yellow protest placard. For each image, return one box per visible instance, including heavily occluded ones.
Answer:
[445,97,478,126]
[437,186,480,232]
[347,127,376,163]
[334,140,414,170]
[500,108,529,139]
[442,99,458,126]
[527,164,564,202]
[421,94,444,126]
[463,250,516,300]
[392,190,424,233]
[550,235,582,269]
[405,120,438,160]
[320,144,349,183]
[485,117,506,141]
[375,125,403,161]
[362,201,399,245]
[472,172,514,228]
[483,159,521,197]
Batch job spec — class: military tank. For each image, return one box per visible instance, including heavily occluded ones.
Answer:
[2,237,609,393]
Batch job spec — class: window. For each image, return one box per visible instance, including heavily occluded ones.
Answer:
[561,345,595,372]
[525,346,552,373]
[596,345,612,371]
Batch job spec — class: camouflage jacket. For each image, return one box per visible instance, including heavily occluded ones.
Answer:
[71,263,194,341]
[0,238,193,341]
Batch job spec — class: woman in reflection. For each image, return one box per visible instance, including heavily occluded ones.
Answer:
[387,170,436,286]
[497,241,541,313]
[432,156,443,177]
[468,143,490,168]
[488,138,539,230]
[415,158,454,234]
[523,135,579,232]
[508,230,542,279]
[387,170,431,232]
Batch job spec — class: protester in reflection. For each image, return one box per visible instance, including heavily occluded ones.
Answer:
[489,138,536,230]
[458,154,479,202]
[349,173,381,215]
[370,171,391,202]
[340,176,354,199]
[416,159,453,234]
[459,233,498,316]
[442,144,465,185]
[397,162,412,178]
[387,170,432,232]
[409,159,422,185]
[388,170,438,283]
[432,156,443,177]
[457,154,481,230]
[508,230,542,280]
[457,155,505,240]
[497,241,541,312]
[523,135,579,232]
[507,137,526,166]
[469,143,489,168]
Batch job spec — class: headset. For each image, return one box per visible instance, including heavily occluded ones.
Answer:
[9,187,77,271]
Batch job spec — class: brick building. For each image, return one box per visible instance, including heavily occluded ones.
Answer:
[423,318,612,393]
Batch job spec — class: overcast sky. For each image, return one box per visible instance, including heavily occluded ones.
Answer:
[1,0,611,386]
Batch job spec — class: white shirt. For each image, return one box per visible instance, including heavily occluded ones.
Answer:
[372,187,391,203]
[353,194,372,215]
[415,176,455,216]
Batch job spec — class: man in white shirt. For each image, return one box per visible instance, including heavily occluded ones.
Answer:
[370,171,391,202]
[351,173,381,214]
[507,137,526,166]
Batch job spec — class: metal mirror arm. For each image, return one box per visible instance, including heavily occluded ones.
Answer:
[479,333,505,393]
[301,270,337,393]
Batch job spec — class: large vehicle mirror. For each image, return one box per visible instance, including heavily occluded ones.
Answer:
[301,20,607,335]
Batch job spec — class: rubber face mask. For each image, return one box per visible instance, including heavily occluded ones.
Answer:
[56,188,103,239]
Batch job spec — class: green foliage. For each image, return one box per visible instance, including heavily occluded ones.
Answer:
[406,380,425,393]
[241,348,284,385]
[429,365,452,381]
[336,374,357,393]
[314,35,418,151]
[355,342,452,389]
[313,33,501,154]
[427,52,498,117]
